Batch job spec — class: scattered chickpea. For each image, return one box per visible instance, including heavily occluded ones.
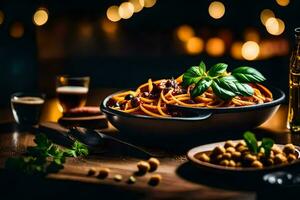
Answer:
[97,168,110,179]
[137,161,150,174]
[127,176,136,184]
[283,144,296,155]
[235,141,246,149]
[287,154,297,162]
[148,174,162,186]
[114,174,123,182]
[251,160,263,168]
[148,158,160,172]
[224,140,235,148]
[274,154,287,164]
[87,168,96,176]
[212,146,226,155]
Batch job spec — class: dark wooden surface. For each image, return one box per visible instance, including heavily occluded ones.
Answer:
[0,89,299,200]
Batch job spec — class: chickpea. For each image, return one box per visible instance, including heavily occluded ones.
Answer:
[226,147,236,154]
[220,159,229,166]
[222,152,232,160]
[137,161,150,174]
[228,160,236,167]
[232,151,241,160]
[235,141,246,149]
[272,145,283,155]
[148,174,162,186]
[287,154,297,162]
[97,168,110,179]
[148,157,160,171]
[215,154,223,162]
[244,154,257,162]
[265,158,274,166]
[212,146,226,155]
[224,140,235,148]
[283,144,296,155]
[236,162,242,167]
[251,160,263,168]
[197,153,210,162]
[114,174,123,182]
[274,154,287,164]
[87,168,96,176]
[127,176,136,184]
[257,152,265,159]
[237,146,249,154]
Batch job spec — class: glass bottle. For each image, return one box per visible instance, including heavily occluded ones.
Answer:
[288,27,300,132]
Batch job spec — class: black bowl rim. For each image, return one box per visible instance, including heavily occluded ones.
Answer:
[100,86,285,121]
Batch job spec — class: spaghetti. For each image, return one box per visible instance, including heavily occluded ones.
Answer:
[107,75,273,118]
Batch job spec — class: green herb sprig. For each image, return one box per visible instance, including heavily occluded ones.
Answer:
[5,134,89,175]
[243,131,274,157]
[183,61,266,100]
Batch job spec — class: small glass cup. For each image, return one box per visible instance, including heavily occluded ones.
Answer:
[56,75,90,113]
[11,93,45,126]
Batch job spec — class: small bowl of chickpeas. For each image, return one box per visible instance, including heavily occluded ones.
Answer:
[187,140,300,173]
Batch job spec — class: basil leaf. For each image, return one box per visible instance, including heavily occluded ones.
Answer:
[243,131,258,154]
[191,78,213,98]
[199,61,206,75]
[208,63,228,77]
[260,138,274,157]
[218,76,254,96]
[232,66,266,83]
[183,66,204,86]
[211,81,236,100]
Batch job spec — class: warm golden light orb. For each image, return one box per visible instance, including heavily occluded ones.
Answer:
[176,25,195,42]
[33,8,49,26]
[206,37,225,57]
[186,37,204,54]
[107,6,121,22]
[119,2,134,19]
[208,1,225,19]
[242,41,260,60]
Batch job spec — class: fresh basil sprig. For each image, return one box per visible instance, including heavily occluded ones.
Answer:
[182,61,266,99]
[243,131,274,157]
[5,133,89,175]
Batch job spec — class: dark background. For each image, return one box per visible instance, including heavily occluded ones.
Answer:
[0,0,299,107]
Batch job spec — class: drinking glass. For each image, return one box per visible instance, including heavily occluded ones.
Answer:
[11,92,45,126]
[56,76,90,113]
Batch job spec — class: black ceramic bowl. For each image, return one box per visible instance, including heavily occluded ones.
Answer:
[100,87,285,136]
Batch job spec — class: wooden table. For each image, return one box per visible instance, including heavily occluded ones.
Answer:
[0,89,298,200]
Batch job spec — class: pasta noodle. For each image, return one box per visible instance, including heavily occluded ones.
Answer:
[107,76,273,118]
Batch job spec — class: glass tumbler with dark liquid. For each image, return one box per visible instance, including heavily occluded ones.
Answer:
[288,28,300,132]
[56,76,90,113]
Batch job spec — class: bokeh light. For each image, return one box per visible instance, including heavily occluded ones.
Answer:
[33,8,49,26]
[78,22,93,39]
[242,41,260,60]
[230,42,243,60]
[244,28,260,42]
[106,6,121,22]
[176,25,195,42]
[130,0,144,13]
[101,18,118,34]
[10,22,24,38]
[206,37,225,57]
[119,2,134,19]
[0,10,4,25]
[185,37,204,55]
[208,1,225,19]
[265,17,285,35]
[260,9,275,26]
[144,0,157,8]
[276,0,290,7]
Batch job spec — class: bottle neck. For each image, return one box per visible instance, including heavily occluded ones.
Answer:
[295,27,300,42]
